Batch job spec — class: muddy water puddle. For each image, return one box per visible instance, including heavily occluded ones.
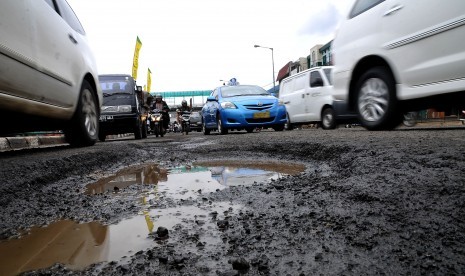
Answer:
[85,160,305,199]
[0,203,239,275]
[0,160,305,275]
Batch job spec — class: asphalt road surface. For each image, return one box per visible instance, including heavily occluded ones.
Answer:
[0,125,464,275]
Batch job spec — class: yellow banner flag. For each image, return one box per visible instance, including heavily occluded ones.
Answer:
[147,68,152,92]
[132,36,142,80]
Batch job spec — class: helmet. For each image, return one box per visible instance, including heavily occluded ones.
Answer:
[182,100,187,106]
[155,94,162,100]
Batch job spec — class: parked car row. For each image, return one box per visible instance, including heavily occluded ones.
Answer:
[2,0,464,146]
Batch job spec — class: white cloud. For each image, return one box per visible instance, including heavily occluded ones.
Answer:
[68,0,354,91]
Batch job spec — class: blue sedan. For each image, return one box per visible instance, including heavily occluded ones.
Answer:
[201,85,287,135]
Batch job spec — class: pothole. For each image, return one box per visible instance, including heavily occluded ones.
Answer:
[0,160,305,274]
[85,160,305,198]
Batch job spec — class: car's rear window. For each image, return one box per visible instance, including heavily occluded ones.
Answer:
[220,86,269,98]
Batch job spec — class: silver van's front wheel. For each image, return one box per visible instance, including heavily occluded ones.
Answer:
[355,67,400,130]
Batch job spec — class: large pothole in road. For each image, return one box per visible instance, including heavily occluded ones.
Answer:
[0,160,305,275]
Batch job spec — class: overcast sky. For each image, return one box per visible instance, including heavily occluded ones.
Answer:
[68,0,354,92]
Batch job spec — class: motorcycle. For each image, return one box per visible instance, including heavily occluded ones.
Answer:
[171,121,180,133]
[148,109,165,137]
[178,110,191,135]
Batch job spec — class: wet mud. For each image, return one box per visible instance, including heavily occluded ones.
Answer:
[0,128,464,275]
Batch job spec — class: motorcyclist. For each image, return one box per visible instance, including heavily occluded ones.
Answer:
[177,99,191,125]
[152,94,170,131]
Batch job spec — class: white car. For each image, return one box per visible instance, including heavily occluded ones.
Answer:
[332,0,465,130]
[279,66,337,129]
[0,0,102,146]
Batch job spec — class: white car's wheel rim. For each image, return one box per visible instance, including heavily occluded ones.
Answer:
[82,89,98,137]
[323,112,333,128]
[358,78,389,122]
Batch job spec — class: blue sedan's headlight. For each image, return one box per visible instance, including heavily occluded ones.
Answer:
[221,102,237,109]
[278,99,284,106]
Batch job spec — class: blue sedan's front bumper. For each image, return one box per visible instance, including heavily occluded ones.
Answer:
[220,106,287,128]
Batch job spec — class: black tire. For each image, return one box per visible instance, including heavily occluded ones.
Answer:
[321,107,336,130]
[141,119,148,138]
[160,124,165,137]
[154,122,159,137]
[202,119,210,135]
[134,118,142,140]
[246,127,254,133]
[217,113,228,135]
[285,113,294,130]
[273,124,285,131]
[64,80,99,147]
[98,131,106,142]
[355,66,401,130]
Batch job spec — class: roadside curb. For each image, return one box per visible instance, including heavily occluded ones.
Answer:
[0,136,67,152]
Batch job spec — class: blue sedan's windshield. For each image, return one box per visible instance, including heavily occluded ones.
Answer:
[220,85,269,98]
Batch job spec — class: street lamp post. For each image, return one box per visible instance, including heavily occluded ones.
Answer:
[254,45,276,92]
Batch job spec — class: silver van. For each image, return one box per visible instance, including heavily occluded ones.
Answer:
[279,66,337,129]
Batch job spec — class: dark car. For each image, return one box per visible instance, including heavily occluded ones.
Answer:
[98,74,147,141]
[189,111,202,132]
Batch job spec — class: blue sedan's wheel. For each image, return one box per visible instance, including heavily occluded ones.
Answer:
[217,114,228,135]
[202,119,210,135]
[273,124,285,131]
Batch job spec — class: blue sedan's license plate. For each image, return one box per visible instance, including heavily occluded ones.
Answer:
[99,115,114,122]
[253,111,270,119]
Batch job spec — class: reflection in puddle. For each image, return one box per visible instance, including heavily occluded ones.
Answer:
[194,160,305,187]
[85,164,168,195]
[85,160,305,198]
[0,160,305,274]
[0,203,240,275]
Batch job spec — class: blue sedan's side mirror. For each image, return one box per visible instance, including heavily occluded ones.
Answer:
[206,96,217,102]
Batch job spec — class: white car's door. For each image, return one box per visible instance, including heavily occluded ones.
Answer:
[306,70,332,121]
[381,0,465,87]
[281,74,308,123]
[0,0,39,103]
[32,0,87,109]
